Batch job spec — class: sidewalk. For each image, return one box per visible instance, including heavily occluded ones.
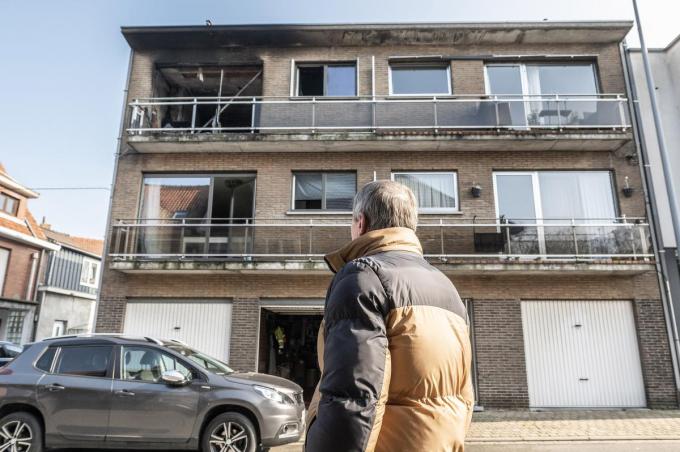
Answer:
[272,409,680,451]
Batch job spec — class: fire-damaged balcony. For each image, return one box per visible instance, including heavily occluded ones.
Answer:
[108,217,653,274]
[125,95,632,153]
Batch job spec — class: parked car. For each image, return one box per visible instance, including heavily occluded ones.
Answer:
[0,342,22,366]
[0,335,305,452]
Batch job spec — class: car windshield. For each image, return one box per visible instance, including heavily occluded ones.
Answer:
[167,345,234,375]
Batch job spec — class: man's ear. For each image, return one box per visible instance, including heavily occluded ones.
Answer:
[358,213,369,236]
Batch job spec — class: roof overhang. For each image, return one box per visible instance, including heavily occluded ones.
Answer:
[122,21,633,51]
[0,173,38,198]
[0,225,60,251]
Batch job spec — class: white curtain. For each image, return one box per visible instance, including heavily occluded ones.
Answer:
[395,173,456,210]
[539,172,615,222]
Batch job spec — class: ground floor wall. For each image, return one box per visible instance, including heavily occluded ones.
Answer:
[34,290,95,340]
[0,299,36,344]
[96,269,678,409]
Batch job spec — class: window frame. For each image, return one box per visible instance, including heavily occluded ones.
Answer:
[80,257,100,289]
[291,171,357,212]
[0,247,9,296]
[391,171,459,214]
[295,62,358,97]
[483,62,601,97]
[115,344,203,384]
[388,63,452,96]
[0,192,20,216]
[52,345,114,379]
[492,170,619,223]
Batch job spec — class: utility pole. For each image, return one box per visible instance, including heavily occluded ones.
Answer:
[632,0,680,263]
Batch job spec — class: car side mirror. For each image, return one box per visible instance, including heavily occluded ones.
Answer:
[161,370,189,386]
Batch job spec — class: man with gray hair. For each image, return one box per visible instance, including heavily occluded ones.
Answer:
[306,180,474,452]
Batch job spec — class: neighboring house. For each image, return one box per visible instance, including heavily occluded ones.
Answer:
[98,22,679,410]
[35,225,103,340]
[627,36,680,345]
[0,163,59,345]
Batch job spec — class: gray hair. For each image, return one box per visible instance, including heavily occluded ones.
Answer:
[353,180,418,232]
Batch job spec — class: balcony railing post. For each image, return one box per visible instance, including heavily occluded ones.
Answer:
[571,218,579,259]
[113,221,122,257]
[308,219,314,257]
[124,224,131,258]
[504,220,512,255]
[251,97,256,133]
[494,96,500,131]
[191,98,198,134]
[433,96,439,132]
[639,224,648,260]
[244,218,250,258]
[555,94,562,129]
[311,97,316,134]
[617,94,627,129]
[440,218,445,257]
[372,98,377,132]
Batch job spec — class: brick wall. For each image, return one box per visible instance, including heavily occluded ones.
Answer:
[0,237,42,302]
[229,298,260,371]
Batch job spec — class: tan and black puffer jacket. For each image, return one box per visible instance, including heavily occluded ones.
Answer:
[306,227,474,452]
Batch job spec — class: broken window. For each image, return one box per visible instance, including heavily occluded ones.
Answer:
[390,64,451,95]
[153,65,262,131]
[296,64,357,97]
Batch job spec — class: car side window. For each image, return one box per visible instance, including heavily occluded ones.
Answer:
[35,347,57,372]
[121,346,193,383]
[55,345,113,378]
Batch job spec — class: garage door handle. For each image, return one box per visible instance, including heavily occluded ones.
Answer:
[115,389,135,397]
[579,378,589,382]
[44,384,65,392]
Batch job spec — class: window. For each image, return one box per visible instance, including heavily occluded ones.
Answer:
[0,247,9,296]
[0,193,19,216]
[36,347,57,372]
[493,171,616,222]
[293,172,356,211]
[389,65,451,95]
[80,258,100,288]
[52,320,67,337]
[55,345,112,378]
[392,172,458,213]
[297,64,357,96]
[121,346,193,383]
[5,310,25,345]
[0,344,21,359]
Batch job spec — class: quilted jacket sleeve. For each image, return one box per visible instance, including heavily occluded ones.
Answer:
[305,260,390,452]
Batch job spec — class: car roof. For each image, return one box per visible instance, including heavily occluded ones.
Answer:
[40,334,187,348]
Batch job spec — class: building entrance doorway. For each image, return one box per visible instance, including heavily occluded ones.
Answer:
[258,306,323,406]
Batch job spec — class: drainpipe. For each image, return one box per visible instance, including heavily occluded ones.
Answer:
[622,42,680,403]
[25,252,39,301]
[92,49,135,332]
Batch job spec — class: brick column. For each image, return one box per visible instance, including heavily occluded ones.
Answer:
[633,298,679,408]
[229,298,260,372]
[95,296,127,332]
[473,299,530,408]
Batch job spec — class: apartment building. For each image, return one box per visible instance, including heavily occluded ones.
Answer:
[0,163,59,344]
[97,22,679,409]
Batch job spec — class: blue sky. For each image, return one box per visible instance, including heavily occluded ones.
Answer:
[0,0,677,238]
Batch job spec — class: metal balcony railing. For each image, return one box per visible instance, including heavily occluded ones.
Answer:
[127,94,630,135]
[109,217,651,263]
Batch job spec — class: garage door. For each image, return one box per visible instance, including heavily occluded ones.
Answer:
[124,300,232,361]
[521,300,646,408]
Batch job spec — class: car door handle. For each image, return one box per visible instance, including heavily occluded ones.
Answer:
[115,389,135,397]
[44,383,65,392]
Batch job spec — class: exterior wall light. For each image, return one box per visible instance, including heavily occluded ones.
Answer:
[471,184,483,198]
[622,176,635,198]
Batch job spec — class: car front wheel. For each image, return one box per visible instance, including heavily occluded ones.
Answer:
[0,412,43,452]
[202,412,257,452]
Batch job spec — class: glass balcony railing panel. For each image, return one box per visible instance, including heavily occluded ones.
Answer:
[374,100,435,128]
[314,101,373,129]
[436,100,498,128]
[254,101,314,130]
[560,99,627,127]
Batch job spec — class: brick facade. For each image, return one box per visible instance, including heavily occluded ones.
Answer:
[97,24,679,410]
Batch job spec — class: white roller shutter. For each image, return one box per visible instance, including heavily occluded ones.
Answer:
[124,300,232,361]
[521,300,646,408]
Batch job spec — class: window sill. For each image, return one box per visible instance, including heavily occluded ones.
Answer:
[418,210,463,215]
[285,210,353,216]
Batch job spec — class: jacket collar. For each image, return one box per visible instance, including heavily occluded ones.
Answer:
[324,227,423,273]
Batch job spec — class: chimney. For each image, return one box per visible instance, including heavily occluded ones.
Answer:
[40,216,51,230]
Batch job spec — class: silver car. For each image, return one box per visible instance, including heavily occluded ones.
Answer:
[0,335,305,452]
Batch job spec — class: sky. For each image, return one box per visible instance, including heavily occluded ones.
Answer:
[0,0,678,238]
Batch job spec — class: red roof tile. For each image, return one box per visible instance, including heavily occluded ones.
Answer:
[42,228,103,257]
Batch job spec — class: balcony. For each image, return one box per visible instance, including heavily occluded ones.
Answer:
[125,95,632,153]
[108,217,653,274]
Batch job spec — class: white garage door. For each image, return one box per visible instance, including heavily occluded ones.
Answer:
[521,300,646,408]
[124,300,232,361]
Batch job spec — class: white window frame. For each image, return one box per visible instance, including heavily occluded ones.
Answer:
[295,62,358,97]
[0,192,19,216]
[80,257,100,289]
[291,172,356,212]
[391,171,459,214]
[483,62,599,97]
[0,247,9,296]
[52,320,67,337]
[388,64,452,96]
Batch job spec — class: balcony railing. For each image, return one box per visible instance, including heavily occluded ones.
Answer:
[127,94,630,135]
[109,217,651,263]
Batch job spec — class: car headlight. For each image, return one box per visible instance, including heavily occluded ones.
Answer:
[253,385,294,404]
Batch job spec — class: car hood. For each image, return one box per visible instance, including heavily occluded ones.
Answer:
[224,371,302,393]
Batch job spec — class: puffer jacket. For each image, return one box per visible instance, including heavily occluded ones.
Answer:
[306,227,474,452]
